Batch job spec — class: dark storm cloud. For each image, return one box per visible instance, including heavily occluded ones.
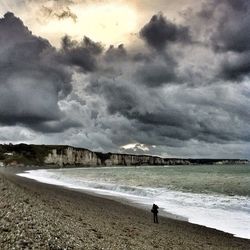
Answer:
[195,0,250,52]
[0,12,80,132]
[195,0,250,81]
[225,0,249,11]
[59,35,103,72]
[86,63,250,148]
[102,84,138,116]
[1,8,250,159]
[135,55,178,86]
[139,13,191,51]
[66,10,249,158]
[104,44,127,62]
[219,52,250,81]
[81,11,250,151]
[135,14,187,87]
[211,4,250,53]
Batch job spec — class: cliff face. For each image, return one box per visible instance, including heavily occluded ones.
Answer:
[44,147,172,167]
[45,148,101,166]
[44,147,249,167]
[0,144,248,167]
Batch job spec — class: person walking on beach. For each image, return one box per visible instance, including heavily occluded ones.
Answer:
[151,204,159,223]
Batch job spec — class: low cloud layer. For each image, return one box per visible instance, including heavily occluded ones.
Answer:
[0,1,250,159]
[59,35,103,72]
[140,13,191,51]
[0,12,78,132]
[194,0,250,81]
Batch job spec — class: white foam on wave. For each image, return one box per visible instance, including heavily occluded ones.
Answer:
[18,169,250,239]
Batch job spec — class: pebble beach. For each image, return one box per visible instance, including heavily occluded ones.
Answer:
[1,168,250,250]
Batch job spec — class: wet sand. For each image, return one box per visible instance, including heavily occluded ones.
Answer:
[0,168,250,249]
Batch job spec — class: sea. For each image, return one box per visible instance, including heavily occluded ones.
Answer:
[18,164,250,239]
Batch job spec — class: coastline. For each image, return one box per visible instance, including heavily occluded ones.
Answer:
[1,167,250,249]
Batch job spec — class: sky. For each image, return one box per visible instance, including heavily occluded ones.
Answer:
[0,0,249,159]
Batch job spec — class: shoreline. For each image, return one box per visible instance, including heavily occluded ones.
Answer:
[16,167,189,223]
[14,165,250,239]
[1,167,250,249]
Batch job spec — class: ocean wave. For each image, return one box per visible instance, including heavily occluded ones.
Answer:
[17,168,250,239]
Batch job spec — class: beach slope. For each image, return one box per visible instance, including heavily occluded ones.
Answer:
[0,170,250,250]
